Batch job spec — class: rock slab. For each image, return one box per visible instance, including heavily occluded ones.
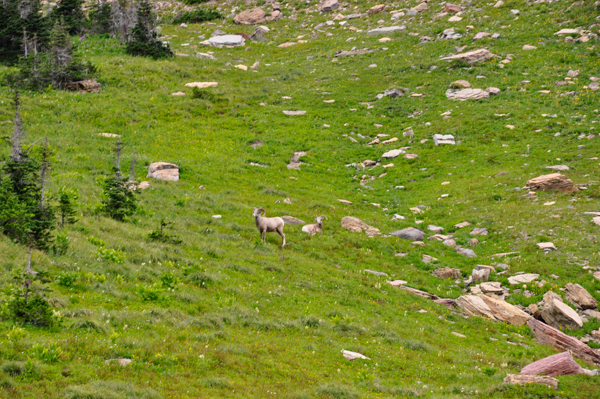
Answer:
[147,162,179,181]
[525,173,578,193]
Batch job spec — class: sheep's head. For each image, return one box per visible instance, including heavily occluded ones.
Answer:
[252,208,265,217]
[315,215,327,224]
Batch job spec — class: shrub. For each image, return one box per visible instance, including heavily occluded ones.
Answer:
[95,247,126,263]
[52,232,70,256]
[9,294,54,327]
[63,380,162,399]
[186,272,215,287]
[172,9,223,24]
[138,283,163,301]
[100,172,138,221]
[29,342,63,363]
[2,361,24,376]
[202,377,232,388]
[57,272,78,287]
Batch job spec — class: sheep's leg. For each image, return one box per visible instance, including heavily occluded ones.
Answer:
[277,227,286,247]
[261,230,266,243]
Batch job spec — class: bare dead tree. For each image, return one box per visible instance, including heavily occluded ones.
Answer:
[11,91,24,162]
[39,137,50,209]
[114,139,123,175]
[111,0,137,42]
[128,151,137,182]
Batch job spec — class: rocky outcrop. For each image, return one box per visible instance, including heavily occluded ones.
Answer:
[455,295,530,325]
[528,318,600,365]
[341,217,380,236]
[520,351,587,377]
[147,162,179,181]
[564,283,598,309]
[65,79,101,93]
[540,291,583,330]
[234,8,266,25]
[525,173,578,192]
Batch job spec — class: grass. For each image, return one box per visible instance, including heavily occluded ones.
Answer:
[0,0,600,397]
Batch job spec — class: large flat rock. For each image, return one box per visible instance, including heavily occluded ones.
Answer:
[367,26,406,35]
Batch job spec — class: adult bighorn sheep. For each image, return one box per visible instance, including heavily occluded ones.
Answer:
[302,215,327,235]
[252,207,286,247]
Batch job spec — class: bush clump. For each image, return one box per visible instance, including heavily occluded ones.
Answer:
[125,0,172,59]
[172,9,223,24]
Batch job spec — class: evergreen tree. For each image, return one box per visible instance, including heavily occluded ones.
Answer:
[56,187,78,227]
[100,140,138,221]
[125,0,172,59]
[0,92,55,250]
[89,0,113,36]
[11,19,96,90]
[51,0,86,35]
[0,0,51,64]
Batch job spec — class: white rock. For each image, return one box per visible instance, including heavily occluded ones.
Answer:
[208,35,245,47]
[381,149,406,159]
[341,350,370,360]
[367,26,406,35]
[508,273,539,285]
[185,82,218,89]
[433,134,455,145]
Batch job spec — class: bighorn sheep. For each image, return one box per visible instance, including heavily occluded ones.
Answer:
[302,215,327,235]
[253,207,286,247]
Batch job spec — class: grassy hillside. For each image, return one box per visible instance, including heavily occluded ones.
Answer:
[1,0,600,397]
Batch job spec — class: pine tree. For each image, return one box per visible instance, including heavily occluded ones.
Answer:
[89,0,113,36]
[51,0,86,35]
[0,92,55,250]
[56,187,78,227]
[100,140,138,221]
[125,0,172,59]
[0,0,51,64]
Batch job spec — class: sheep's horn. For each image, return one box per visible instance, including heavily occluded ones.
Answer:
[320,215,327,220]
[258,208,266,215]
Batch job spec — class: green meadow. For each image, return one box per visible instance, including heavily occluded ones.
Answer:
[1,0,600,397]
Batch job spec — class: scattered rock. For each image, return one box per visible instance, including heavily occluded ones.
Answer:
[387,280,407,286]
[443,3,462,13]
[446,88,490,101]
[209,35,245,47]
[433,134,455,145]
[105,358,132,367]
[457,248,477,258]
[441,49,496,64]
[469,238,479,247]
[281,216,305,225]
[390,227,425,241]
[565,283,598,309]
[98,133,120,138]
[525,173,578,193]
[138,181,151,190]
[367,4,386,14]
[540,291,583,330]
[185,82,218,88]
[521,351,588,377]
[555,28,580,36]
[282,110,306,116]
[341,350,370,360]
[147,162,179,182]
[367,26,406,35]
[449,80,471,89]
[341,216,381,236]
[321,0,339,13]
[334,48,379,57]
[433,267,462,279]
[508,273,539,285]
[522,45,537,50]
[504,374,558,390]
[428,225,444,233]
[65,79,101,93]
[472,268,490,283]
[470,227,488,236]
[287,151,307,169]
[337,199,353,205]
[171,91,185,96]
[234,8,266,25]
[454,221,471,229]
[364,269,388,277]
[381,149,406,159]
[537,242,557,251]
[456,295,531,325]
[545,165,569,171]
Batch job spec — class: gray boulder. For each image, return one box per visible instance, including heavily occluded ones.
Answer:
[389,227,424,241]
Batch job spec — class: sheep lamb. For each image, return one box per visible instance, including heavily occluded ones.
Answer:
[302,215,327,235]
[253,207,286,247]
